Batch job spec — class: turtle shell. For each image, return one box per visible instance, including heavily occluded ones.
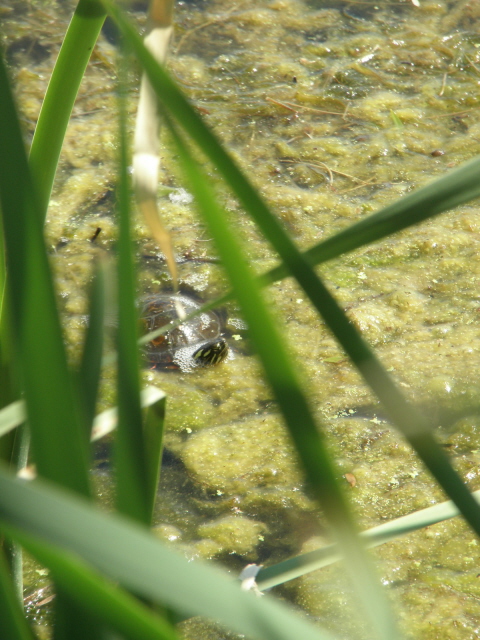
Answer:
[141,294,228,371]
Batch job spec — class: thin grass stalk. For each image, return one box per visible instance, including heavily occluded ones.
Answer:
[10,424,30,603]
[0,49,90,496]
[114,58,152,525]
[142,392,166,520]
[77,259,106,441]
[162,115,402,640]
[257,486,480,589]
[29,0,106,221]
[0,548,35,640]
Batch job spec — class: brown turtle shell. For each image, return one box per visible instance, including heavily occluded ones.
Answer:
[141,294,228,370]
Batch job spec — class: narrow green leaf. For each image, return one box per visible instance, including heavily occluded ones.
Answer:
[9,424,30,601]
[142,394,166,522]
[78,259,106,439]
[114,64,151,524]
[257,487,480,590]
[0,547,35,640]
[54,590,105,640]
[29,0,106,221]
[0,48,90,496]
[0,465,340,640]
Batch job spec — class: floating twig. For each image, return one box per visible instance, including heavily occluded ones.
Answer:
[266,96,346,117]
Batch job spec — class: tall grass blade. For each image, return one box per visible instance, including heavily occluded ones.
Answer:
[0,49,90,496]
[0,548,35,640]
[162,116,401,640]
[114,65,151,524]
[78,259,106,440]
[257,487,480,589]
[142,392,166,520]
[0,465,340,640]
[29,0,106,221]
[10,424,30,602]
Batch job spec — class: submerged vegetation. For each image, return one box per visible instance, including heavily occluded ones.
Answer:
[2,0,480,639]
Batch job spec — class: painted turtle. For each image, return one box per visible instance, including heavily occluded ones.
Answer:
[141,293,228,371]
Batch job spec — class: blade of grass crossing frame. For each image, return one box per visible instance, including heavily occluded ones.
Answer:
[3,526,179,640]
[290,269,480,537]
[142,392,166,521]
[9,424,30,603]
[0,49,90,496]
[114,61,151,525]
[257,487,480,590]
[29,0,106,222]
[0,465,340,640]
[0,548,35,640]
[102,3,480,542]
[163,115,402,640]
[77,258,106,439]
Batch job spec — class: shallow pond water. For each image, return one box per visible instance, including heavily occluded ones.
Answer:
[5,0,480,638]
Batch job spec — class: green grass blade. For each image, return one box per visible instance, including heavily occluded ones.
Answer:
[142,393,166,520]
[54,591,105,640]
[114,65,151,524]
[258,487,480,590]
[294,272,480,537]
[9,424,30,602]
[162,116,401,640]
[78,259,106,439]
[0,49,90,496]
[0,465,340,640]
[3,526,179,640]
[0,548,35,640]
[29,0,106,221]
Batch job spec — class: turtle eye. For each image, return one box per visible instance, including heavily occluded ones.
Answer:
[192,340,228,365]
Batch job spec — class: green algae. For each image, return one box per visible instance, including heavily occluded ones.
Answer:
[5,0,480,637]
